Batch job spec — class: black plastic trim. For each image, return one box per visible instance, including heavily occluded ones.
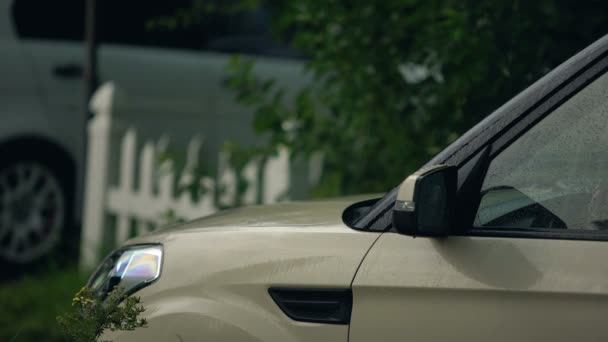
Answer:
[268,287,352,325]
[460,228,608,242]
[342,197,382,230]
[453,147,490,234]
[489,57,608,160]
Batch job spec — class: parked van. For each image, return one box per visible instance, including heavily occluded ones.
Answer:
[0,0,304,272]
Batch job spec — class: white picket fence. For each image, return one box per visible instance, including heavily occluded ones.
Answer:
[80,83,322,269]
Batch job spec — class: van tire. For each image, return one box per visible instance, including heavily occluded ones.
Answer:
[0,139,77,279]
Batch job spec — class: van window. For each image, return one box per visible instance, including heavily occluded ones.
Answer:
[12,0,85,41]
[13,0,297,58]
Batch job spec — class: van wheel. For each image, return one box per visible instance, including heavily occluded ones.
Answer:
[0,144,75,277]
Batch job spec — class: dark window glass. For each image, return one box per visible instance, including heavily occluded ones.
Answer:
[12,0,299,58]
[97,0,299,58]
[12,0,85,41]
[96,0,194,49]
[475,71,608,231]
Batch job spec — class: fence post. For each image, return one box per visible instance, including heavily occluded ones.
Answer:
[263,146,290,203]
[80,82,125,270]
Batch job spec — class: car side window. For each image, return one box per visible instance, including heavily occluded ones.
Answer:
[475,71,608,231]
[96,1,299,58]
[12,0,298,58]
[12,0,85,41]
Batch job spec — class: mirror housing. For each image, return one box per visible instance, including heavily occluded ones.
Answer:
[393,164,457,236]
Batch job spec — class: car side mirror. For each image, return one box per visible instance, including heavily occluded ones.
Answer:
[393,164,457,237]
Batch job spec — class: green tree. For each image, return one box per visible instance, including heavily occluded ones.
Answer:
[159,0,608,196]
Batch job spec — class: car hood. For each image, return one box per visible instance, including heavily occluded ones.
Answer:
[125,195,381,287]
[113,196,381,341]
[106,197,382,342]
[156,195,376,234]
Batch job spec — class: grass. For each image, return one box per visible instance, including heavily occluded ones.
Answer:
[0,268,88,342]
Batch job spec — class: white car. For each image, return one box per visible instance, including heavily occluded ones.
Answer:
[92,34,608,341]
[0,0,303,272]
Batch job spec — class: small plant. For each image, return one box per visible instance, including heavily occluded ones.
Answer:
[57,286,147,342]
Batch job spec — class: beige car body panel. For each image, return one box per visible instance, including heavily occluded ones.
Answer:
[350,233,608,342]
[99,196,608,342]
[103,198,381,342]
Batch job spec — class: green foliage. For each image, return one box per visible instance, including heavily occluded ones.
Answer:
[226,0,608,196]
[57,286,147,342]
[158,0,608,196]
[0,269,87,342]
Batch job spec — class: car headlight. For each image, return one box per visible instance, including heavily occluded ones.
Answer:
[87,244,163,297]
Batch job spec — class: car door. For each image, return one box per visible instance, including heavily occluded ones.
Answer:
[13,0,85,121]
[350,45,608,341]
[0,0,44,133]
